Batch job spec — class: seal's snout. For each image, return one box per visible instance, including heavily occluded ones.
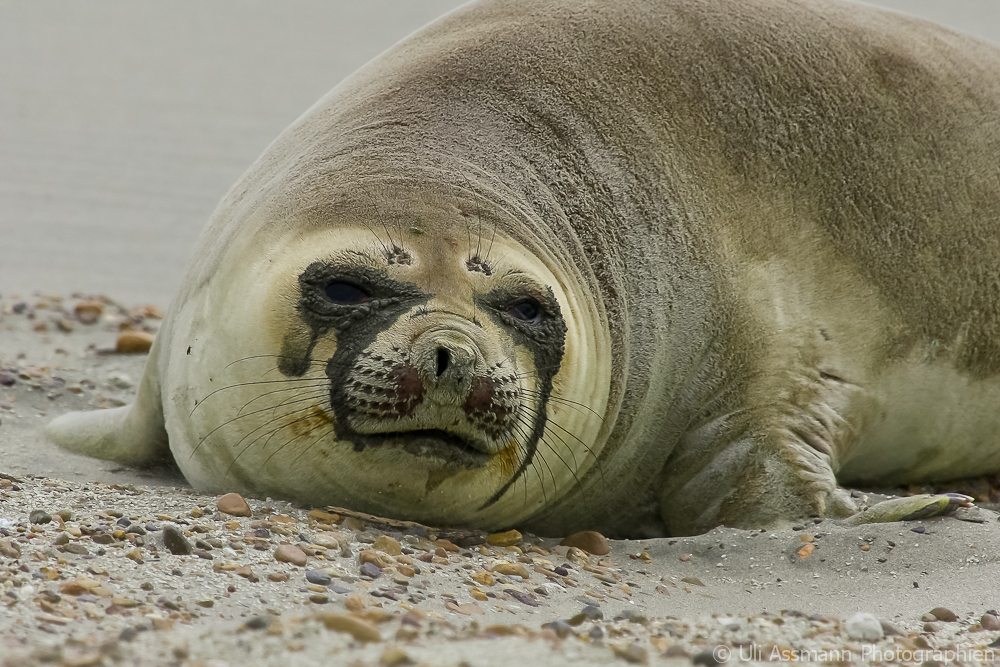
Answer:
[413,330,481,399]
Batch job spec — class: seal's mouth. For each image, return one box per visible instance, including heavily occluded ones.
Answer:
[366,429,491,469]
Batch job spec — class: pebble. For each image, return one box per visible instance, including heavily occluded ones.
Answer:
[318,613,382,642]
[312,532,342,549]
[982,613,1000,631]
[487,530,522,547]
[216,493,252,517]
[359,550,395,569]
[494,563,530,579]
[74,301,104,324]
[845,612,884,641]
[29,510,52,524]
[565,547,590,566]
[308,509,340,524]
[162,525,193,555]
[361,562,383,579]
[560,530,611,556]
[692,649,721,666]
[929,607,957,622]
[506,590,540,607]
[611,642,649,664]
[372,535,402,556]
[108,373,133,390]
[380,646,411,666]
[306,570,332,586]
[0,371,17,386]
[470,570,494,587]
[274,545,307,566]
[116,331,155,354]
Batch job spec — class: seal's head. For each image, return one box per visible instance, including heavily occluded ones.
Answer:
[179,185,610,530]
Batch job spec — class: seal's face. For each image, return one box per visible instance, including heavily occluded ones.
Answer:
[183,195,610,529]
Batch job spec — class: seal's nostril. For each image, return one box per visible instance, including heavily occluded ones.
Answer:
[436,348,451,377]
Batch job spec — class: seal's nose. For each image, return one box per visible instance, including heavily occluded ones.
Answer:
[415,330,480,398]
[436,347,451,377]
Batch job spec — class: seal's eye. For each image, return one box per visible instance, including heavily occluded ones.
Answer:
[324,280,370,305]
[507,298,541,324]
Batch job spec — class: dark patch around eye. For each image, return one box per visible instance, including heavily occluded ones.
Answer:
[474,284,567,509]
[277,261,429,379]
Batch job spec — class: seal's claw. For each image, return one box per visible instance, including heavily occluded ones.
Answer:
[839,494,970,527]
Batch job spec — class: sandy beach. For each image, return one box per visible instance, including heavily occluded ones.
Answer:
[3,2,1000,665]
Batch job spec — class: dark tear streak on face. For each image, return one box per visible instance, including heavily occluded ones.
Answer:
[474,285,567,509]
[288,260,429,447]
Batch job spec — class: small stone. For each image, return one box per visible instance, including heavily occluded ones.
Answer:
[494,563,531,579]
[359,549,395,569]
[245,616,271,630]
[981,613,1000,631]
[125,549,143,563]
[560,530,611,556]
[56,318,75,333]
[691,650,720,666]
[568,604,603,625]
[318,613,382,642]
[470,570,494,586]
[267,572,290,582]
[373,535,402,556]
[310,594,330,604]
[312,532,342,550]
[63,543,89,555]
[308,509,341,524]
[542,619,573,638]
[433,538,460,552]
[56,510,72,521]
[610,642,649,664]
[29,510,53,525]
[880,620,902,636]
[74,302,104,325]
[0,371,16,387]
[116,331,155,354]
[380,646,411,666]
[361,562,383,578]
[162,526,193,555]
[306,570,332,586]
[929,607,957,622]
[216,493,252,517]
[565,547,589,566]
[196,599,215,608]
[923,621,943,633]
[274,544,308,566]
[845,612,884,641]
[108,373,133,390]
[487,530,522,547]
[345,595,365,613]
[506,589,540,607]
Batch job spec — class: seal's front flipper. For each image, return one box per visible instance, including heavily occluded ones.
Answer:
[838,493,973,526]
[46,342,169,466]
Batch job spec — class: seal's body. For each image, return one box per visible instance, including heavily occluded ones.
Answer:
[49,0,1000,536]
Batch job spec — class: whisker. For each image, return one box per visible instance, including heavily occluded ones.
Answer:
[192,390,329,459]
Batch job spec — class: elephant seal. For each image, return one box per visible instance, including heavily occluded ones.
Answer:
[48,0,1000,537]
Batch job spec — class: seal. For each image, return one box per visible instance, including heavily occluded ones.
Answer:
[47,0,1000,537]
